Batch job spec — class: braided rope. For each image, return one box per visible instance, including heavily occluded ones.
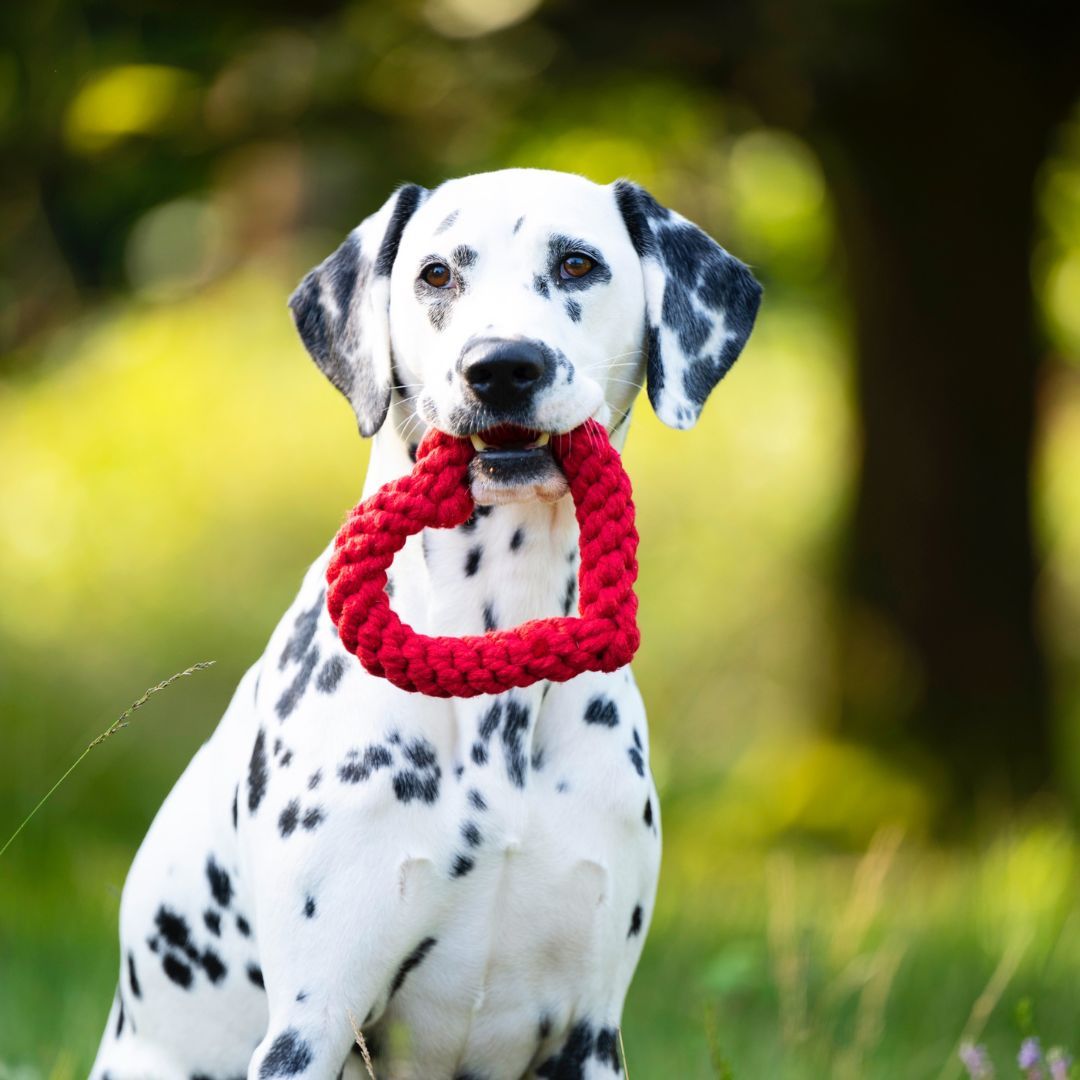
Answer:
[326,419,640,698]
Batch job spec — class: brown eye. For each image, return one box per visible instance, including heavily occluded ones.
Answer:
[561,254,594,279]
[422,263,452,288]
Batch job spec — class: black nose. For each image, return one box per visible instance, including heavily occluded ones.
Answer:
[462,341,548,411]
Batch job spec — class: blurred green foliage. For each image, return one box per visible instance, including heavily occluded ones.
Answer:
[2,2,1080,1076]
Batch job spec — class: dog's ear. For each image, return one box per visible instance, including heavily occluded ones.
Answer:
[613,180,763,430]
[289,184,427,437]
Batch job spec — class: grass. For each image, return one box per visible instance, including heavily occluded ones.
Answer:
[0,663,215,860]
[2,807,1078,1077]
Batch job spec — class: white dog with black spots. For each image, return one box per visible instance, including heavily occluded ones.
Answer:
[92,168,762,1080]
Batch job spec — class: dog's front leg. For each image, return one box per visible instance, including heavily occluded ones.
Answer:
[246,853,441,1080]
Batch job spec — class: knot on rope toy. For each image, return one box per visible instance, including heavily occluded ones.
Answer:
[326,418,640,698]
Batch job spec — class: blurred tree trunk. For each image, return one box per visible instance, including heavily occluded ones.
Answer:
[816,42,1057,809]
[545,0,1080,814]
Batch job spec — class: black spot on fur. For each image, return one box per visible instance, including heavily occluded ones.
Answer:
[644,798,653,827]
[513,215,525,234]
[247,963,265,989]
[115,993,125,1037]
[389,936,437,999]
[316,655,345,693]
[628,904,644,937]
[338,744,393,784]
[436,209,459,234]
[483,603,497,631]
[471,741,488,766]
[451,853,475,878]
[537,1020,594,1078]
[461,821,482,847]
[613,180,656,257]
[248,728,269,814]
[510,527,525,551]
[452,244,478,268]
[465,546,483,576]
[539,1014,552,1040]
[201,947,226,984]
[302,806,324,831]
[279,799,300,838]
[203,909,222,937]
[468,788,487,811]
[259,1028,314,1078]
[596,1027,622,1073]
[206,856,232,908]
[628,746,645,777]
[278,592,323,671]
[162,953,193,989]
[308,769,322,790]
[400,740,443,794]
[231,786,238,830]
[276,644,319,720]
[375,184,426,278]
[562,574,577,616]
[479,702,502,740]
[128,952,141,998]
[236,915,251,936]
[393,764,441,805]
[584,696,619,728]
[304,896,316,918]
[404,738,437,769]
[565,298,582,323]
[155,907,191,950]
[533,274,550,299]
[644,323,663,398]
[502,700,530,788]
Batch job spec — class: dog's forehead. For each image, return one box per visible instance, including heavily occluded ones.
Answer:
[410,170,624,246]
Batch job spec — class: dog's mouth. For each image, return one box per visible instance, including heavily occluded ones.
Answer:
[466,424,567,505]
[468,424,551,453]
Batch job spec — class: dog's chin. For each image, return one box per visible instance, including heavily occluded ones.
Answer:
[469,447,569,506]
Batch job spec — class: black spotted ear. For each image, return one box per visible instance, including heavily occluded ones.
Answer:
[613,180,762,430]
[289,184,427,437]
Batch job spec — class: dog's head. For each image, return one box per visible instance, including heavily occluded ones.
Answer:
[290,169,761,503]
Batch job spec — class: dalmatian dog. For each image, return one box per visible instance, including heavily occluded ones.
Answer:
[92,168,761,1080]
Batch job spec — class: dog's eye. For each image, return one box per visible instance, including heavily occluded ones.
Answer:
[422,263,452,288]
[560,254,594,280]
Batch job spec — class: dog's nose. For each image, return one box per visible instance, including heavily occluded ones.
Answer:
[462,341,548,411]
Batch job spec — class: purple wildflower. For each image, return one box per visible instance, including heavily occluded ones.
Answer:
[959,1041,995,1079]
[1047,1047,1072,1080]
[1019,1037,1044,1079]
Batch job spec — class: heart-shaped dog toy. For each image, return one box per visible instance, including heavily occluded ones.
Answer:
[326,418,639,698]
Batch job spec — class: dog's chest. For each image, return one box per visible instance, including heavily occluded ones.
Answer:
[240,495,656,1071]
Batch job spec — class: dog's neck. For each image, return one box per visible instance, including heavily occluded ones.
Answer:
[361,410,581,640]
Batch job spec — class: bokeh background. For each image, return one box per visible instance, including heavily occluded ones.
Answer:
[2,1,1080,1076]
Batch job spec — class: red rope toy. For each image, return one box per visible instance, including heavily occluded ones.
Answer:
[326,419,639,698]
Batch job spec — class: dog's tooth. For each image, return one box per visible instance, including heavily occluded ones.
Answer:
[470,434,491,451]
[533,432,550,447]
